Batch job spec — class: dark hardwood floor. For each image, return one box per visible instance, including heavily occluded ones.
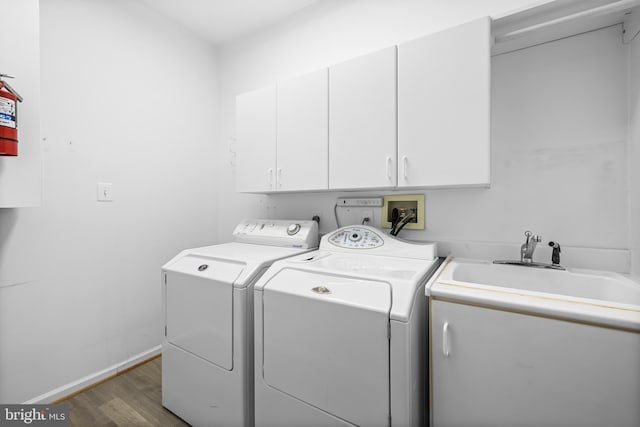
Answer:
[60,356,189,427]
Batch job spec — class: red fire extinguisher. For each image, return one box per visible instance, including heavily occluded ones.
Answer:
[0,74,23,156]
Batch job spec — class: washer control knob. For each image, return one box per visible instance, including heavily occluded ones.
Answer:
[348,232,362,242]
[287,223,301,235]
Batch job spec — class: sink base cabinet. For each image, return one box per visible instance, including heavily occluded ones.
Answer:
[430,299,640,427]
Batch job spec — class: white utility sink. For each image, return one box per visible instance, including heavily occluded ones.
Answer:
[444,260,640,306]
[429,258,640,427]
[429,258,640,331]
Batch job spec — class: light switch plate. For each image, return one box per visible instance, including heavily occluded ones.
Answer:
[97,182,113,202]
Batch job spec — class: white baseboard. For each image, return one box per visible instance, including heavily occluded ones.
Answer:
[24,345,162,404]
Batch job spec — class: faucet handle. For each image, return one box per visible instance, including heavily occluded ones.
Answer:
[523,230,541,243]
[548,241,561,265]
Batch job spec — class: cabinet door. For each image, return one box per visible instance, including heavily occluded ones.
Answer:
[236,86,277,192]
[430,299,640,427]
[0,0,41,207]
[329,46,397,190]
[276,69,328,191]
[398,17,490,188]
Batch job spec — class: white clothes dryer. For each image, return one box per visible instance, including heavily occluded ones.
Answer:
[161,219,318,427]
[253,225,443,427]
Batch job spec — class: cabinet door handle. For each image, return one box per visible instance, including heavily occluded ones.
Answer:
[386,157,392,180]
[268,168,273,187]
[443,322,450,357]
[402,156,408,180]
[277,168,282,188]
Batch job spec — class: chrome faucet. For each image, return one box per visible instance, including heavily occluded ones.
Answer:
[520,230,542,263]
[494,230,564,270]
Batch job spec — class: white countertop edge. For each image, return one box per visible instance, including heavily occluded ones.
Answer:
[430,280,640,332]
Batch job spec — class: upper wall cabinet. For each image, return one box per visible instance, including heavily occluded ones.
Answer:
[397,17,491,188]
[235,19,490,193]
[277,69,328,192]
[329,46,397,190]
[236,86,277,193]
[236,70,329,193]
[0,0,42,207]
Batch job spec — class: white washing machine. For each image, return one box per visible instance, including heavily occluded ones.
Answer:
[161,219,318,427]
[254,225,442,427]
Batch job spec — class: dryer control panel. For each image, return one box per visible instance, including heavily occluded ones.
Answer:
[328,227,383,249]
[233,219,319,249]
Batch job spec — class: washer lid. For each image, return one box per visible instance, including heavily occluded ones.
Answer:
[264,267,392,313]
[262,268,391,426]
[163,253,244,280]
[257,251,440,321]
[163,242,312,288]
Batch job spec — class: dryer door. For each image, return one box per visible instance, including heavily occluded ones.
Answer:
[165,255,243,370]
[262,268,391,426]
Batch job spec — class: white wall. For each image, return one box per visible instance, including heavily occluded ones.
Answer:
[217,0,632,272]
[631,27,640,276]
[0,0,218,403]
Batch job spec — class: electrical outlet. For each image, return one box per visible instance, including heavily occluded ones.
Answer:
[336,197,383,207]
[382,194,425,230]
[335,197,382,227]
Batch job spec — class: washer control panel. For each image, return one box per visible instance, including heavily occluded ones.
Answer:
[321,225,437,259]
[328,227,383,249]
[233,219,319,248]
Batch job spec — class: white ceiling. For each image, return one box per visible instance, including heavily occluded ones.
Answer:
[139,0,320,45]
